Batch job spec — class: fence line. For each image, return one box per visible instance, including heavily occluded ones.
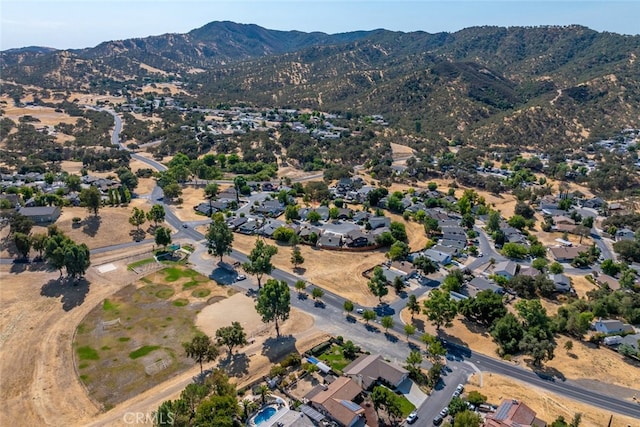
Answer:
[145,358,171,375]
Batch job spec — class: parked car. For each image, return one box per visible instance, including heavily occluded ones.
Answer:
[236,274,246,281]
[356,308,364,314]
[433,415,443,425]
[452,389,461,398]
[406,411,418,424]
[439,407,449,417]
[456,384,464,393]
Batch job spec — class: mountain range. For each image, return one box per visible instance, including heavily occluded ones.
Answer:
[2,21,639,149]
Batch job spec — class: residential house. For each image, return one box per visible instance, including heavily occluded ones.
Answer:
[194,202,214,216]
[253,200,285,217]
[227,216,248,230]
[304,377,365,427]
[0,194,20,207]
[549,274,572,292]
[368,216,390,230]
[548,245,588,262]
[431,244,458,257]
[315,206,330,221]
[620,333,640,352]
[439,239,466,251]
[237,220,259,235]
[485,399,546,427]
[582,197,605,209]
[593,318,635,335]
[596,274,621,290]
[344,230,374,248]
[258,219,285,238]
[615,228,636,241]
[423,249,452,265]
[494,261,518,280]
[343,354,409,390]
[441,226,467,242]
[381,266,406,284]
[318,232,342,249]
[17,206,61,223]
[390,261,417,278]
[465,277,504,297]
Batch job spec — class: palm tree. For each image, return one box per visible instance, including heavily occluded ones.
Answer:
[257,384,271,405]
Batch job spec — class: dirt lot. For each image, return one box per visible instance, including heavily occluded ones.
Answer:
[0,250,145,427]
[401,304,639,389]
[466,373,639,427]
[231,232,385,306]
[0,201,161,258]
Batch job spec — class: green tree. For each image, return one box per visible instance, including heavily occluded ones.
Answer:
[406,294,420,319]
[600,259,620,276]
[454,410,482,427]
[532,257,548,273]
[405,350,422,373]
[183,334,219,374]
[155,226,172,249]
[65,174,82,192]
[491,313,524,355]
[549,261,564,274]
[163,182,183,202]
[404,323,416,340]
[368,266,389,303]
[466,390,487,406]
[306,210,322,223]
[215,322,247,357]
[343,300,354,317]
[204,182,219,211]
[387,241,409,261]
[619,269,637,289]
[233,176,247,203]
[80,186,101,216]
[389,221,408,242]
[501,242,529,259]
[290,246,304,269]
[128,207,146,230]
[381,315,394,332]
[414,256,438,275]
[311,287,324,304]
[13,232,32,259]
[362,309,377,324]
[63,242,91,280]
[31,232,47,259]
[564,340,573,352]
[285,204,299,221]
[255,279,291,338]
[146,203,165,226]
[295,280,306,294]
[205,214,234,262]
[422,289,457,330]
[243,239,278,288]
[448,396,468,416]
[486,210,501,233]
[519,333,555,367]
[459,289,507,327]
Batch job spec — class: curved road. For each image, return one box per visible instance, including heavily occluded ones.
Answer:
[6,110,640,419]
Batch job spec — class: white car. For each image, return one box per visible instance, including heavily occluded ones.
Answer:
[236,274,246,281]
[406,411,418,424]
[356,308,364,314]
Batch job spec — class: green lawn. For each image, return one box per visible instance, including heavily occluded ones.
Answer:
[129,345,161,360]
[396,394,416,417]
[127,257,156,270]
[77,346,100,361]
[102,299,118,311]
[317,344,355,373]
[163,267,201,282]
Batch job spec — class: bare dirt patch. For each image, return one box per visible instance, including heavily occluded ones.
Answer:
[231,232,384,306]
[171,185,210,222]
[0,254,142,427]
[466,373,638,427]
[401,303,639,389]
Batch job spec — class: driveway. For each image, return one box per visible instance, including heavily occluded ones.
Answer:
[396,377,428,407]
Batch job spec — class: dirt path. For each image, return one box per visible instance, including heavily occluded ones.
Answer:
[0,253,146,426]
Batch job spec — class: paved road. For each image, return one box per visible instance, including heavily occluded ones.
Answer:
[9,109,640,420]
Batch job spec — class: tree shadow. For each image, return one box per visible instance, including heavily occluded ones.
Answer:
[345,315,356,324]
[567,352,578,359]
[82,215,101,237]
[218,353,250,377]
[261,335,297,363]
[384,332,398,343]
[408,342,421,352]
[529,362,566,382]
[40,276,90,311]
[129,229,146,242]
[293,267,307,275]
[460,318,491,337]
[410,318,425,331]
[365,324,380,334]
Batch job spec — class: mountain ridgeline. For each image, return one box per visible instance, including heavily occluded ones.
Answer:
[2,21,639,149]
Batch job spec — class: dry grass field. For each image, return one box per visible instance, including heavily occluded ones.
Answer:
[466,373,639,427]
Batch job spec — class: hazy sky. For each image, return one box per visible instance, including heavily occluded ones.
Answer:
[2,1,639,50]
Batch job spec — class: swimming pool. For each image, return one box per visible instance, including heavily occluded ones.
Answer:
[251,405,277,425]
[307,356,320,364]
